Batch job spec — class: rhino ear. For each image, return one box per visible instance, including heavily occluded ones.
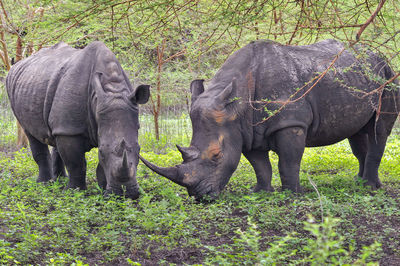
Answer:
[92,72,107,101]
[130,85,150,104]
[190,79,204,103]
[217,78,236,104]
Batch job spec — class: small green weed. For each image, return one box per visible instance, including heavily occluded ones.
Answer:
[0,131,398,264]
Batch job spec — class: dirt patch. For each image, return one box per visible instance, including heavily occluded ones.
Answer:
[0,143,19,158]
[380,256,400,266]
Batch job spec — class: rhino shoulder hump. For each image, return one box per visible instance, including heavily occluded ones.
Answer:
[51,42,69,50]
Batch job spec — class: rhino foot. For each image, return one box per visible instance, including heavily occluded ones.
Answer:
[253,184,274,193]
[364,179,383,190]
[365,181,382,190]
[36,176,52,183]
[354,175,382,190]
[66,182,87,190]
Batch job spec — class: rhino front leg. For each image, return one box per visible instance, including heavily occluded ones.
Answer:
[243,150,274,192]
[96,163,107,190]
[26,131,52,182]
[51,147,66,180]
[274,127,305,193]
[55,136,87,190]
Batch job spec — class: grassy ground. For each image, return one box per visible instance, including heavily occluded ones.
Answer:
[0,124,399,265]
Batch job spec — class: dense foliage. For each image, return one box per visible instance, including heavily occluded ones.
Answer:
[1,0,400,107]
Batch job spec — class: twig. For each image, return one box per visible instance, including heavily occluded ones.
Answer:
[307,175,324,221]
[356,0,387,41]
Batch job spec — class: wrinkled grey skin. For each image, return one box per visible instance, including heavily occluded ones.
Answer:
[141,39,400,201]
[7,41,150,199]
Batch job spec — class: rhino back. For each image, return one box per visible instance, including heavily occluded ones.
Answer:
[6,43,78,143]
[205,39,396,148]
[251,40,388,146]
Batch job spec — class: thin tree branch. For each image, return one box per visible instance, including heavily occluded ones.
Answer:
[356,0,387,41]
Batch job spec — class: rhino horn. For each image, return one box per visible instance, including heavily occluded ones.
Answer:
[139,155,188,187]
[122,150,128,171]
[176,145,199,162]
[115,150,131,182]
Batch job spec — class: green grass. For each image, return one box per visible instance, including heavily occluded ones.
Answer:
[0,130,399,265]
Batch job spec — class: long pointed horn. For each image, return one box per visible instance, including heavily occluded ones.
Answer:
[122,150,128,170]
[139,155,187,187]
[116,150,131,182]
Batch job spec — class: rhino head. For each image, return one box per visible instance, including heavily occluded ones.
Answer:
[141,79,250,201]
[92,62,149,199]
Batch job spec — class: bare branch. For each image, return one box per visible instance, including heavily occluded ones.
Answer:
[356,0,387,41]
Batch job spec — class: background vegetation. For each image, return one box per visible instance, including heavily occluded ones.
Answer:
[0,0,399,265]
[1,0,399,139]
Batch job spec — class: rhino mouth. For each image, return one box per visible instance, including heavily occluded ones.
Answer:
[104,182,140,200]
[188,181,220,202]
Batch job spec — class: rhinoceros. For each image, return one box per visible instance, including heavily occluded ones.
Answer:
[6,41,150,199]
[141,39,399,200]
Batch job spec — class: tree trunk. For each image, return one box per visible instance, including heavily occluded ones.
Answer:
[153,42,165,141]
[15,34,28,148]
[154,111,160,141]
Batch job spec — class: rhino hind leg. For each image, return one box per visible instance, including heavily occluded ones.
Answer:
[274,127,306,193]
[360,115,396,190]
[348,132,368,179]
[26,131,52,183]
[55,136,87,190]
[243,150,274,192]
[51,147,66,180]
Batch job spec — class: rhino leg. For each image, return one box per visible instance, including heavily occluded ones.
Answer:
[348,132,368,179]
[51,147,66,180]
[96,163,107,190]
[26,131,52,182]
[243,150,274,192]
[274,127,305,193]
[55,136,87,190]
[361,116,395,190]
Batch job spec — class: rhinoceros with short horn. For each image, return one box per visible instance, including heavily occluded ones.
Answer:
[141,39,399,201]
[7,41,150,199]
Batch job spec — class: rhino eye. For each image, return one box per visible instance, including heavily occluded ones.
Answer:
[211,151,223,162]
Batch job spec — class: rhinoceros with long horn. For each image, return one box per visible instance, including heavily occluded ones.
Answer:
[140,39,399,201]
[7,41,150,199]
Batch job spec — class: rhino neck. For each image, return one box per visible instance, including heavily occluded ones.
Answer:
[239,105,254,152]
[87,87,99,147]
[208,69,256,152]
